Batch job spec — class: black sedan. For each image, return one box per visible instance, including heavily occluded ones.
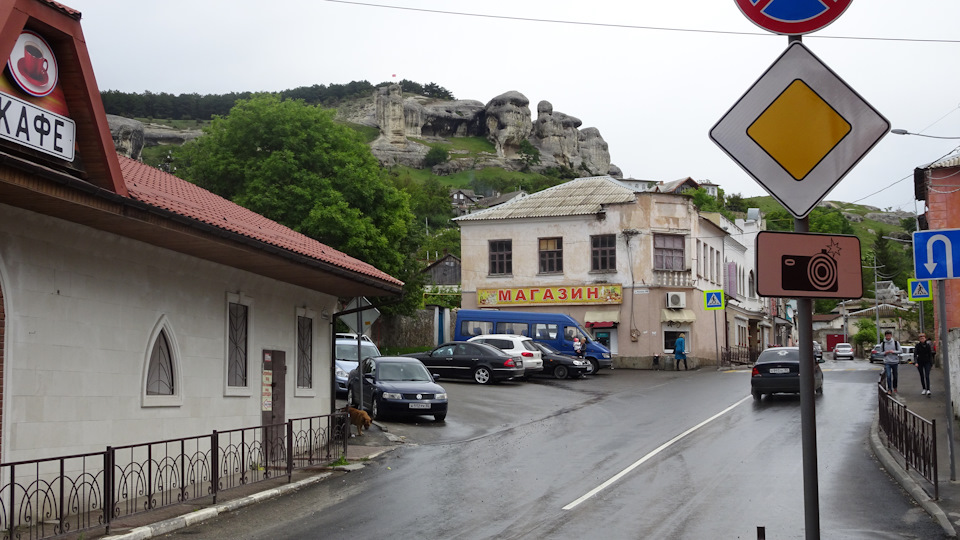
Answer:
[347,357,448,422]
[751,347,823,400]
[533,341,591,379]
[404,341,525,384]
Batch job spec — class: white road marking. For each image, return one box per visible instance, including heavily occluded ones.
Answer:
[562,395,752,510]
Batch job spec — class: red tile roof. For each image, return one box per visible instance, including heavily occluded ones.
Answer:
[118,155,402,287]
[40,0,81,19]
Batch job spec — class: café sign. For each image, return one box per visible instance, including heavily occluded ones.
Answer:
[477,284,623,307]
[0,91,75,161]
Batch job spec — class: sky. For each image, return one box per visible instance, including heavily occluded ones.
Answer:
[63,0,960,215]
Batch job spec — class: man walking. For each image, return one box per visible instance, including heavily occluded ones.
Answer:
[881,330,902,395]
[915,333,934,396]
[674,333,688,371]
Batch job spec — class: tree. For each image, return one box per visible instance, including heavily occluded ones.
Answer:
[725,192,747,213]
[172,94,422,314]
[517,139,541,170]
[766,207,854,235]
[424,145,449,168]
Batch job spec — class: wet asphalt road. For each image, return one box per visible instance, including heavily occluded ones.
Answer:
[160,361,947,539]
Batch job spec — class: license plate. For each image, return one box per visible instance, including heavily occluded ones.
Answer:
[409,403,431,409]
[769,367,790,374]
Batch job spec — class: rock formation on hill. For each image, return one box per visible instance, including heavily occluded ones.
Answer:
[363,85,619,176]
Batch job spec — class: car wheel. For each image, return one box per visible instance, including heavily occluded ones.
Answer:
[370,397,381,420]
[554,365,569,379]
[434,413,446,422]
[473,366,493,385]
[752,390,762,401]
[584,359,598,375]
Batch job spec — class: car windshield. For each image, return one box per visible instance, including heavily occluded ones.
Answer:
[758,349,799,363]
[378,362,432,382]
[336,342,380,361]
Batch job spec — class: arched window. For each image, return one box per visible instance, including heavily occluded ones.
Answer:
[147,330,174,395]
[749,271,756,298]
[143,316,183,407]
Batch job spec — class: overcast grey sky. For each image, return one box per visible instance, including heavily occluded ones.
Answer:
[65,0,960,215]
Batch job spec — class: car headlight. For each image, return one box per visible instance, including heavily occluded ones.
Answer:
[573,360,584,366]
[382,392,402,400]
[434,393,447,400]
[335,367,348,379]
[603,353,611,359]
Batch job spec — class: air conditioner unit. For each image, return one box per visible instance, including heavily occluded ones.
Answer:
[666,292,686,309]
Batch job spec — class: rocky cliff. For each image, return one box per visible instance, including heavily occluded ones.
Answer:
[108,86,618,177]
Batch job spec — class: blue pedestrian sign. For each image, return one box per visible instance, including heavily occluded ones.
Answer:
[704,290,725,310]
[913,229,960,280]
[908,278,932,301]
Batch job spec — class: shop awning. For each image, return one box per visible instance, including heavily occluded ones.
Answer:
[661,308,696,324]
[585,310,619,328]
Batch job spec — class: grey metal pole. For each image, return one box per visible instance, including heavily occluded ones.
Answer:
[795,216,820,539]
[936,281,956,480]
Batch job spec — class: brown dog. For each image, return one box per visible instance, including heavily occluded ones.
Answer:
[348,406,372,436]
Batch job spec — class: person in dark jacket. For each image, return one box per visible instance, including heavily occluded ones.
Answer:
[915,333,935,397]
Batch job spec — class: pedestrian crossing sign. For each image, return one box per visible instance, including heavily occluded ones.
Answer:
[704,290,725,310]
[908,278,932,301]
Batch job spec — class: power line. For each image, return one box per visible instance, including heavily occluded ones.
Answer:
[323,0,960,44]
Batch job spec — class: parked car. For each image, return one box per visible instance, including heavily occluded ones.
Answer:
[899,345,915,364]
[454,309,613,374]
[812,341,823,362]
[335,336,382,397]
[347,356,447,422]
[751,347,824,400]
[467,334,544,375]
[532,341,591,379]
[403,341,525,384]
[869,344,884,364]
[833,342,854,360]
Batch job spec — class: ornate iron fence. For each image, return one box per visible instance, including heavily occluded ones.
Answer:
[1,412,347,540]
[877,383,938,499]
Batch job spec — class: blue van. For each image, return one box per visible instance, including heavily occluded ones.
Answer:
[454,309,613,374]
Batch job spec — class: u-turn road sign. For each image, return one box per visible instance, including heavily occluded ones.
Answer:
[913,229,960,280]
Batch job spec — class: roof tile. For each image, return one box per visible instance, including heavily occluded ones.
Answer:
[118,156,401,286]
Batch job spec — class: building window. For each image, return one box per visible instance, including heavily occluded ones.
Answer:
[539,237,563,274]
[228,300,249,387]
[147,330,174,395]
[489,240,512,275]
[592,235,616,271]
[143,316,182,407]
[654,234,685,271]
[297,315,313,388]
[749,271,756,298]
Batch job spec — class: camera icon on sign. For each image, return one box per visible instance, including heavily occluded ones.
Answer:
[781,249,838,292]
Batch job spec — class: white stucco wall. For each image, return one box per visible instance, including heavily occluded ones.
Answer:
[0,204,338,462]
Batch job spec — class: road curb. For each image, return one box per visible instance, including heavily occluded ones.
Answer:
[102,472,334,539]
[870,415,957,538]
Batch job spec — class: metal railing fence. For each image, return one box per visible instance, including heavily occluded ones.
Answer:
[720,345,760,366]
[0,412,347,540]
[877,383,938,499]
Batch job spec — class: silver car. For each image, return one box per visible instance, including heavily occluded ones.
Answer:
[833,342,854,360]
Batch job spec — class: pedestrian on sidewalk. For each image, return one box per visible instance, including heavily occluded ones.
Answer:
[674,333,688,371]
[915,333,934,396]
[881,330,902,394]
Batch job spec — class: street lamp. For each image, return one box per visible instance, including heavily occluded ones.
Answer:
[890,129,960,140]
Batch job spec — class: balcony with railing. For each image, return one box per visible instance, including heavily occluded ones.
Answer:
[652,269,694,288]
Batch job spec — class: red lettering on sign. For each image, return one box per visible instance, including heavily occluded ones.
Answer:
[558,289,568,300]
[587,287,599,299]
[543,289,554,300]
[516,290,527,301]
[498,290,512,302]
[571,288,582,300]
[529,288,540,301]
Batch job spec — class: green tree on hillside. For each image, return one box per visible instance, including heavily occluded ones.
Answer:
[172,94,422,314]
[766,207,854,235]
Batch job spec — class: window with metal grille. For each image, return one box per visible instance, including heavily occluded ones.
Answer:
[228,302,248,387]
[591,234,616,271]
[297,315,313,388]
[146,329,174,395]
[539,237,563,273]
[489,240,512,275]
[654,234,685,271]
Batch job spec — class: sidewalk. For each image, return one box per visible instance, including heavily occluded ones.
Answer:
[94,423,402,540]
[871,362,960,538]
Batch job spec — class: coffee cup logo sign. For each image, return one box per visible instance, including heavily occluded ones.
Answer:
[2,30,75,162]
[8,30,57,97]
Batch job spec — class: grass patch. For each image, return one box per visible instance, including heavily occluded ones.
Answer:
[343,122,381,144]
[331,455,350,467]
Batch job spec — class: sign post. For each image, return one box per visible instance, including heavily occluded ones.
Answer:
[716,4,871,538]
[913,229,959,480]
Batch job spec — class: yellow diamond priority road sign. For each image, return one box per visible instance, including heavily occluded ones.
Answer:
[710,42,889,219]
